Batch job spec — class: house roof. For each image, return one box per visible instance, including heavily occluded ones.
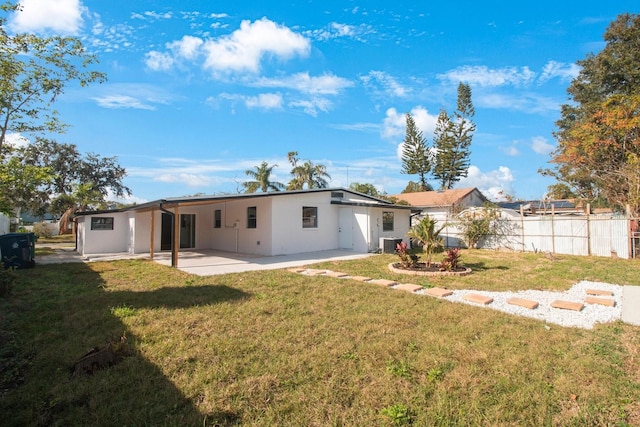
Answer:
[75,187,410,216]
[391,188,486,208]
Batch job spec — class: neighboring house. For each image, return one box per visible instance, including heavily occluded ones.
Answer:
[75,188,412,262]
[497,199,585,216]
[392,188,489,223]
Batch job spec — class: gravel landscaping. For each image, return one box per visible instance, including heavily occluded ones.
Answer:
[415,280,622,329]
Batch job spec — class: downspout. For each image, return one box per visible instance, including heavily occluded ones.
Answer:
[158,201,176,268]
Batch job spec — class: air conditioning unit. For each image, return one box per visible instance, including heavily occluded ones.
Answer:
[379,237,403,254]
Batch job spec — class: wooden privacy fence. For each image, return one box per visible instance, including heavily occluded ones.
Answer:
[441,213,638,259]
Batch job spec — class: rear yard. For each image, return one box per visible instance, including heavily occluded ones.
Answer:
[1,250,639,426]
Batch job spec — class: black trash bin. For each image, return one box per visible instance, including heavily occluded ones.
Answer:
[0,233,36,269]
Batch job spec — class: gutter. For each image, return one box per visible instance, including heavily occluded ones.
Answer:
[158,201,176,268]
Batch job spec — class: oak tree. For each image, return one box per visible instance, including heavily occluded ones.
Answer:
[545,14,640,215]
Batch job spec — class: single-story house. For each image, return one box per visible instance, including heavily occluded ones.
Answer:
[75,188,413,266]
[391,187,489,223]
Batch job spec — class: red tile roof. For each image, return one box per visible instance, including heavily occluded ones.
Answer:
[392,188,483,207]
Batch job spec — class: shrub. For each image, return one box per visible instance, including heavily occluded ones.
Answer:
[32,222,54,239]
[395,242,419,268]
[455,204,499,249]
[440,248,462,271]
[406,215,444,267]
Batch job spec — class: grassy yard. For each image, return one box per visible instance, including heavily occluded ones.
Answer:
[1,250,639,426]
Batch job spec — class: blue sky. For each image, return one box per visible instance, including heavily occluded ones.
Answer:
[7,1,640,203]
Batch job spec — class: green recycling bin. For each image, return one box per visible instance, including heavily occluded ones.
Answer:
[0,233,36,269]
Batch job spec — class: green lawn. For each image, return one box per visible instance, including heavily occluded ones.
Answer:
[1,250,639,426]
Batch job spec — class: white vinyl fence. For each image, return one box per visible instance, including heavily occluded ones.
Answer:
[441,212,637,259]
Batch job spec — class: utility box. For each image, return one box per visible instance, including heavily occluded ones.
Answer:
[0,233,36,269]
[379,237,403,254]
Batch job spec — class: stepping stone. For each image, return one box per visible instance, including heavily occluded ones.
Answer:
[551,300,584,311]
[463,293,493,305]
[506,297,539,309]
[325,271,349,278]
[395,283,423,293]
[369,279,397,287]
[305,269,327,276]
[350,275,372,282]
[424,287,453,298]
[585,296,616,307]
[586,289,614,297]
[288,268,307,273]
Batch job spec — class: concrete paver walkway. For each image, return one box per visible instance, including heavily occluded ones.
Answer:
[622,286,640,326]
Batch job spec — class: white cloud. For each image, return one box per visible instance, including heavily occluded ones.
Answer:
[202,17,310,74]
[254,72,353,95]
[381,106,438,140]
[458,165,515,201]
[539,60,581,83]
[501,145,520,156]
[91,84,172,110]
[217,92,284,111]
[167,35,204,60]
[477,93,561,114]
[305,22,373,41]
[145,51,174,71]
[4,133,30,148]
[245,93,284,110]
[155,173,212,187]
[289,97,333,116]
[361,71,411,98]
[92,95,157,110]
[531,136,555,155]
[438,65,536,87]
[8,0,84,34]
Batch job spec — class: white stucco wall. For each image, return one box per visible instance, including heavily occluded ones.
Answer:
[271,192,338,255]
[210,198,273,256]
[80,212,129,255]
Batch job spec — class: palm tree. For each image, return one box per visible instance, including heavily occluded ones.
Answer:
[406,215,444,267]
[242,162,284,193]
[288,163,331,190]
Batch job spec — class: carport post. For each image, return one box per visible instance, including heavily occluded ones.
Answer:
[173,205,179,268]
[158,202,178,268]
[149,210,155,260]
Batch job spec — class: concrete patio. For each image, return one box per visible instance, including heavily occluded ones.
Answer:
[38,246,374,276]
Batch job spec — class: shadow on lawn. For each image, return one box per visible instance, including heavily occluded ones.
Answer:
[462,261,509,272]
[0,262,248,426]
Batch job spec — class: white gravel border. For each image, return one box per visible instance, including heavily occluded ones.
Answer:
[413,280,622,329]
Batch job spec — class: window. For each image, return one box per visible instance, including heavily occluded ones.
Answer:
[302,206,318,228]
[91,217,114,230]
[382,211,394,231]
[214,209,221,228]
[247,206,257,229]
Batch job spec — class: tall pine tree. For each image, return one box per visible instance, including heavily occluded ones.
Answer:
[433,83,475,190]
[401,113,432,191]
